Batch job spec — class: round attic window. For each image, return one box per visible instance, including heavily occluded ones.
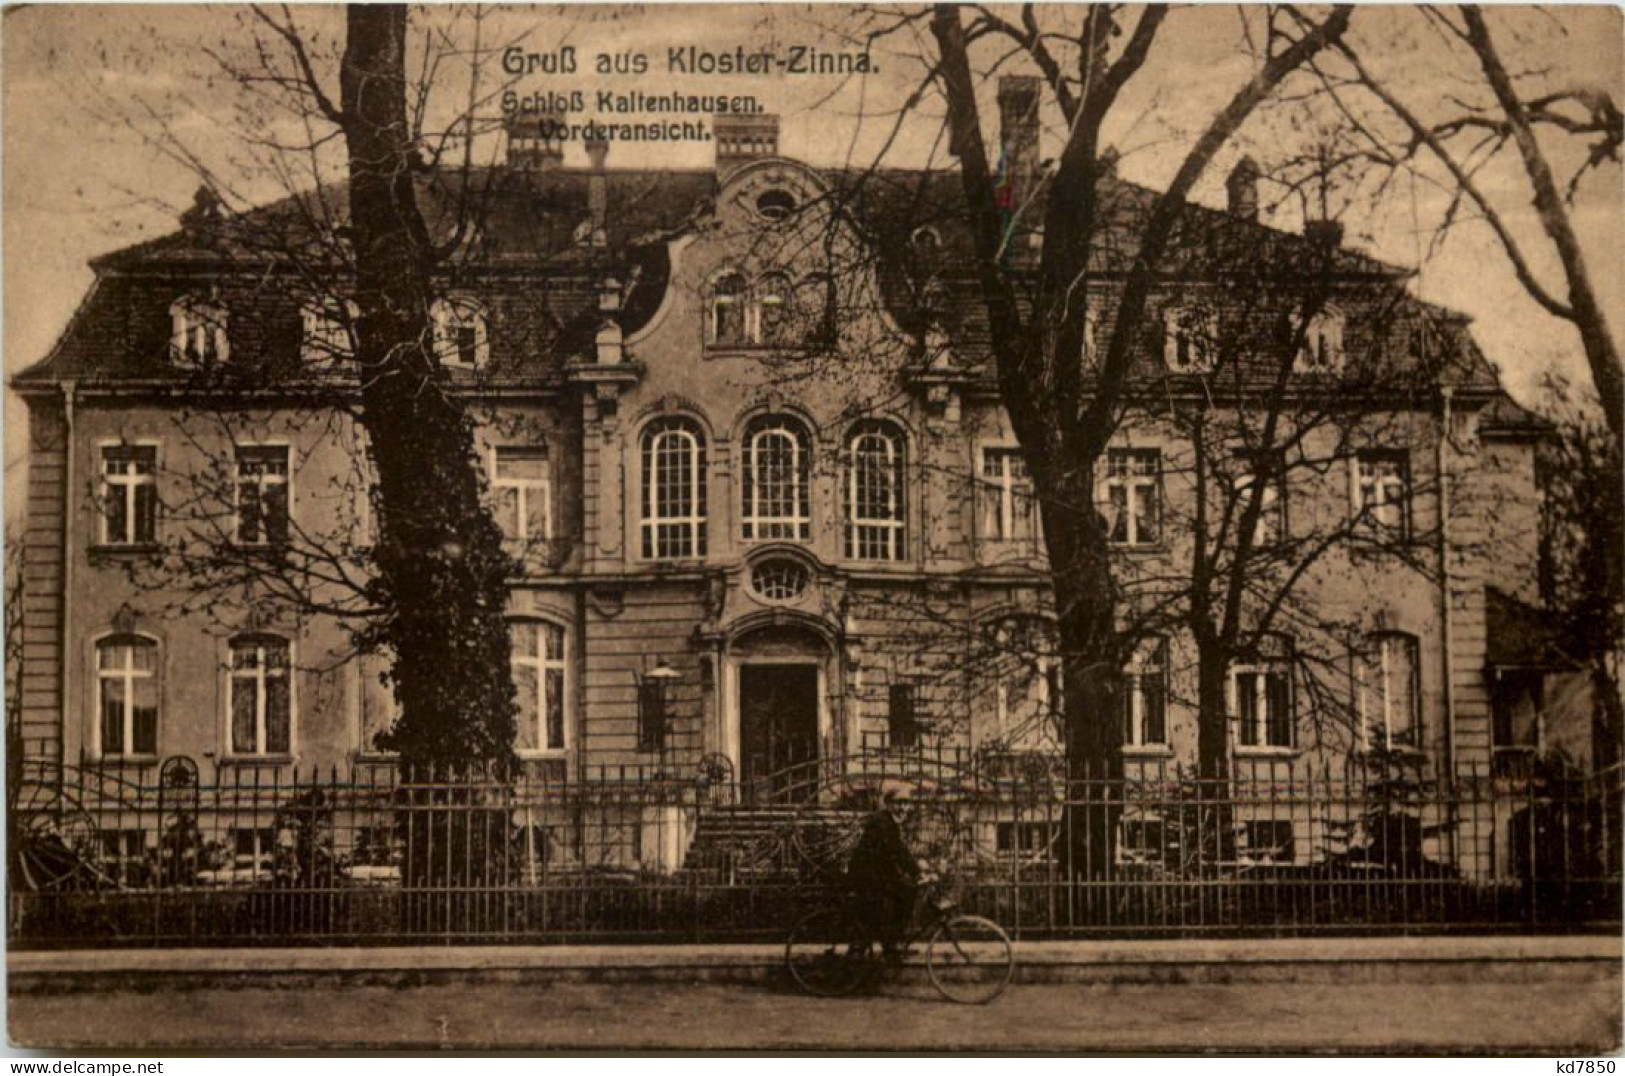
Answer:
[755,189,798,221]
[750,559,809,602]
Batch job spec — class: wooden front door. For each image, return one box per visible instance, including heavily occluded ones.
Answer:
[739,664,819,803]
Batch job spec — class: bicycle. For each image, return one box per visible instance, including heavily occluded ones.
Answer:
[783,873,1015,1004]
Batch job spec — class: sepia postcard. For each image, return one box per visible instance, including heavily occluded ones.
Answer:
[3,1,1621,1055]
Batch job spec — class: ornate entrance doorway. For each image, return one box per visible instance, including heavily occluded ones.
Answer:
[738,663,819,803]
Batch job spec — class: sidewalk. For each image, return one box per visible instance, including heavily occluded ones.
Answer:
[11,934,1620,989]
[8,937,1621,1052]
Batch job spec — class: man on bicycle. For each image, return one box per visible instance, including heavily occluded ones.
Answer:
[844,784,921,962]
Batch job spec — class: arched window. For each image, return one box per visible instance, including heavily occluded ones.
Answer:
[1356,631,1420,750]
[301,297,359,365]
[431,296,488,368]
[511,619,568,754]
[228,634,292,757]
[707,272,747,345]
[641,417,707,559]
[170,294,229,366]
[741,415,811,541]
[97,634,159,758]
[754,272,791,345]
[846,420,906,561]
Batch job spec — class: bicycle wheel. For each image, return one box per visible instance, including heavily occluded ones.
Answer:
[925,914,1014,1004]
[785,906,867,997]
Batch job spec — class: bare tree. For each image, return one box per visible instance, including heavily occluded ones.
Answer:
[913,4,1354,873]
[59,5,546,771]
[1300,5,1623,437]
[1537,373,1624,773]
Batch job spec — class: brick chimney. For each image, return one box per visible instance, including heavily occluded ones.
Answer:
[1304,218,1344,249]
[714,112,780,178]
[505,111,564,170]
[585,132,609,246]
[1226,157,1260,221]
[997,76,1041,207]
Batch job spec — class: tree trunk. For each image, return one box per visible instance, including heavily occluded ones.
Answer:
[1461,6,1625,439]
[1195,650,1231,784]
[1193,642,1237,864]
[1043,473,1123,902]
[340,6,517,771]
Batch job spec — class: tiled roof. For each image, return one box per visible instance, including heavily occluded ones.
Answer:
[1486,586,1578,669]
[1478,392,1555,438]
[12,162,1507,396]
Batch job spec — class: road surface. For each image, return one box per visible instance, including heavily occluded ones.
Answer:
[11,974,1620,1052]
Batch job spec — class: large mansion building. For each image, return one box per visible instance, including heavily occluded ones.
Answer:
[15,77,1574,867]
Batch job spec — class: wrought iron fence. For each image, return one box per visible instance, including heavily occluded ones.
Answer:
[7,749,1620,948]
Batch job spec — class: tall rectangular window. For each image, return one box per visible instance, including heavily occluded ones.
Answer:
[887,683,919,749]
[1233,451,1285,547]
[100,445,157,546]
[996,661,1057,743]
[355,651,398,757]
[97,636,158,757]
[637,681,666,754]
[1122,637,1168,747]
[512,621,567,754]
[236,446,289,547]
[980,448,1038,545]
[1232,645,1293,749]
[229,636,292,756]
[1358,633,1420,750]
[1105,448,1161,547]
[1354,450,1410,538]
[492,446,551,545]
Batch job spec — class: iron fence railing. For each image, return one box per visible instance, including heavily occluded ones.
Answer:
[8,750,1620,948]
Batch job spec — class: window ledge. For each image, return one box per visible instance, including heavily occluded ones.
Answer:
[1121,745,1174,758]
[703,343,808,356]
[516,749,568,761]
[1358,744,1429,761]
[217,755,295,767]
[1348,537,1419,557]
[1234,746,1299,758]
[978,542,1045,558]
[89,543,162,558]
[92,755,159,766]
[229,542,289,554]
[1108,542,1168,555]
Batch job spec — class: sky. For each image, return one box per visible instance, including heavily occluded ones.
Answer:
[4,3,1622,523]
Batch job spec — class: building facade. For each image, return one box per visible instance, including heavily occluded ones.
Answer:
[14,84,1567,876]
